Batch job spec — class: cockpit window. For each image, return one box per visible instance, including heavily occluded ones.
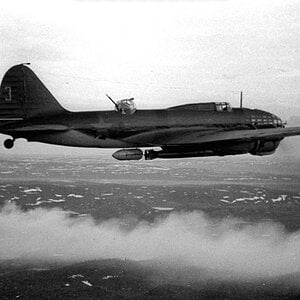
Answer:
[277,118,282,126]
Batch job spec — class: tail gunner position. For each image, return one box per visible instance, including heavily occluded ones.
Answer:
[0,64,299,160]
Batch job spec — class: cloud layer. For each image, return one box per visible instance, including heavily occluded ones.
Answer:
[1,203,299,281]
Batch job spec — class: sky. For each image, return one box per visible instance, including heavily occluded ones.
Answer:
[0,0,299,155]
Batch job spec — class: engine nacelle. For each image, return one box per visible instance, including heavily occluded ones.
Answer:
[249,139,281,156]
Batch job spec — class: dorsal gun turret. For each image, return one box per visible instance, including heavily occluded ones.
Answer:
[106,94,136,115]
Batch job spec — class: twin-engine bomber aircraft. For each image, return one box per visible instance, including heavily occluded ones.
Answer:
[0,64,299,160]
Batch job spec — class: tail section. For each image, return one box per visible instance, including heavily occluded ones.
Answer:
[0,64,66,120]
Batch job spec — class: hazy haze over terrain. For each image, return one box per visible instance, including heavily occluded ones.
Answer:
[1,203,299,282]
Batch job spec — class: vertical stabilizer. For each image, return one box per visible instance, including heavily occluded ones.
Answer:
[0,64,66,119]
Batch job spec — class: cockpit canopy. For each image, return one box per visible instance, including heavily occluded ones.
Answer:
[215,102,232,112]
[116,98,136,115]
[168,102,232,112]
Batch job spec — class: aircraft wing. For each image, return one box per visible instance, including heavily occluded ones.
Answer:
[3,121,300,147]
[123,126,300,146]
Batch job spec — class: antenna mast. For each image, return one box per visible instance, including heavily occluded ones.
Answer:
[240,91,243,108]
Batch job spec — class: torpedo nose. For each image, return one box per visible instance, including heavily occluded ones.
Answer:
[112,149,143,160]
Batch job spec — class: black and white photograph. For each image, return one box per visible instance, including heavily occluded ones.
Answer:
[0,0,299,299]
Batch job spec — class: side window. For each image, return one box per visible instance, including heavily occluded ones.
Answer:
[4,86,12,101]
[216,104,222,112]
[251,115,256,124]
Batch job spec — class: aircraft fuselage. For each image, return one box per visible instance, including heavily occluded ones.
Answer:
[0,107,282,148]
